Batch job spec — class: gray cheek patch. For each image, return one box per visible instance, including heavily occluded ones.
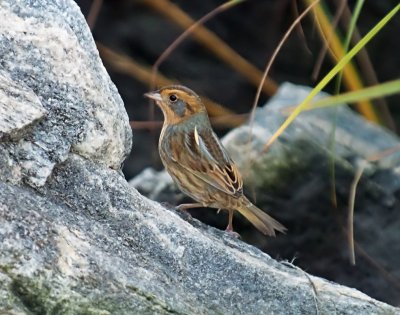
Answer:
[170,99,186,117]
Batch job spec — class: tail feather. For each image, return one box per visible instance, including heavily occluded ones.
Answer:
[237,198,286,236]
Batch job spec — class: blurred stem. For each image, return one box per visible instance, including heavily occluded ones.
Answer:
[131,113,249,130]
[329,0,364,210]
[250,0,319,127]
[97,43,245,122]
[305,0,381,124]
[242,0,319,182]
[142,0,277,95]
[87,0,103,30]
[292,0,313,55]
[312,0,347,81]
[328,109,338,208]
[334,0,365,94]
[263,3,400,151]
[367,144,400,162]
[340,3,396,131]
[348,162,366,266]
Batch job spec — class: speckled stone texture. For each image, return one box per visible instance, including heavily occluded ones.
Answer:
[0,0,131,187]
[1,157,398,314]
[0,0,398,314]
[0,70,47,141]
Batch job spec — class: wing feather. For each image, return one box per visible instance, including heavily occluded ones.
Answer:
[176,125,243,197]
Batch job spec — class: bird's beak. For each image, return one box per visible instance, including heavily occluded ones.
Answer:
[144,91,162,102]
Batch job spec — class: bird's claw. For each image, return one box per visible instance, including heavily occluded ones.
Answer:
[225,225,241,238]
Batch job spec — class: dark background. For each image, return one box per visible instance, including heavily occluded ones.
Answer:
[75,0,400,306]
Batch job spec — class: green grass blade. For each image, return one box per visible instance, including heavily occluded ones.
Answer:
[308,80,400,110]
[263,3,400,151]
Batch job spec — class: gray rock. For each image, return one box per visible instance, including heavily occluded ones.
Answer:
[2,156,399,314]
[129,167,174,201]
[0,70,47,141]
[0,0,131,187]
[0,0,398,314]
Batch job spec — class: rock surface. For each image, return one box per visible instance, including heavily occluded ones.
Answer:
[0,70,47,141]
[2,170,398,315]
[0,0,131,188]
[0,0,399,314]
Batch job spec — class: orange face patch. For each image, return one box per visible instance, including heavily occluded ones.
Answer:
[157,87,206,124]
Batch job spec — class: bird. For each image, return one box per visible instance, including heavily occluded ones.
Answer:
[144,85,286,236]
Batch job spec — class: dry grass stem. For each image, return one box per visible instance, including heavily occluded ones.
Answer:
[143,0,277,95]
[347,161,366,265]
[131,114,248,130]
[251,0,320,154]
[250,0,320,129]
[306,0,379,122]
[311,0,347,81]
[292,0,313,55]
[282,261,320,315]
[97,42,235,118]
[87,0,103,30]
[339,6,396,131]
[367,145,400,162]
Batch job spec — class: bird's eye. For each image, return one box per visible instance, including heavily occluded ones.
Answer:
[169,94,178,102]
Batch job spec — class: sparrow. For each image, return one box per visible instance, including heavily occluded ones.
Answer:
[144,85,286,236]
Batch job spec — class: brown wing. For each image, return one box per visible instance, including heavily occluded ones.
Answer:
[170,124,243,197]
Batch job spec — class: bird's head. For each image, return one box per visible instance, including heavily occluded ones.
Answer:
[144,85,207,124]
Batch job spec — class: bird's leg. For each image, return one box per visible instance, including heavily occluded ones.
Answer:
[176,203,203,212]
[225,209,234,232]
[225,209,240,238]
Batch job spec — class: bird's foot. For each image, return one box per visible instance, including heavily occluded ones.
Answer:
[225,224,241,238]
